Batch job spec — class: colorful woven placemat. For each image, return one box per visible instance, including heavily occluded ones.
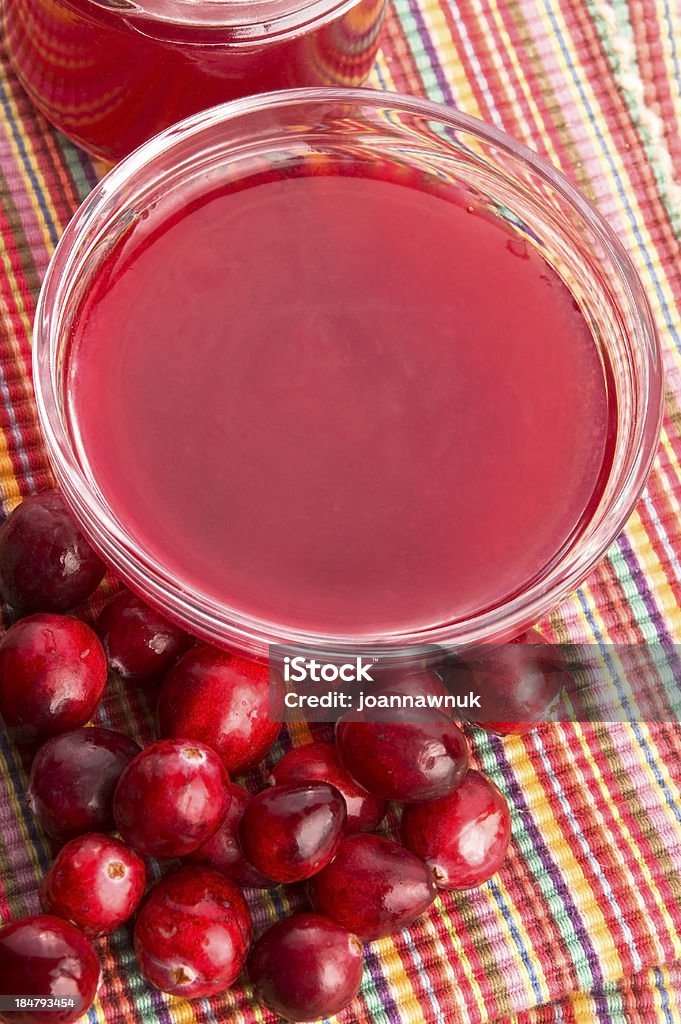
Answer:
[1,1,681,1022]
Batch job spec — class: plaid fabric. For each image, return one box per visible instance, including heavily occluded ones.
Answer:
[1,1,681,1022]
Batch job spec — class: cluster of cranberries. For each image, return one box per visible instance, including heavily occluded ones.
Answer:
[0,492,560,1023]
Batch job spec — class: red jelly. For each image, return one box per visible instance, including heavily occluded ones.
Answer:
[4,0,385,161]
[37,96,661,655]
[64,166,612,642]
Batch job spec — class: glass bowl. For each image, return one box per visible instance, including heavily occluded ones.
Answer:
[33,88,663,659]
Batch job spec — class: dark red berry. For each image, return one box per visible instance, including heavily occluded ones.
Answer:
[248,913,363,1021]
[270,742,386,833]
[335,708,469,802]
[158,647,280,774]
[113,739,230,857]
[186,782,270,887]
[96,590,192,679]
[451,628,566,734]
[40,833,146,934]
[378,670,454,715]
[238,782,346,883]
[0,615,107,743]
[0,915,100,1024]
[0,493,105,618]
[310,834,437,940]
[134,866,250,998]
[401,769,511,890]
[28,727,141,842]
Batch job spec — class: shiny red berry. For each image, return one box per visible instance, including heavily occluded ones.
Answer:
[270,742,386,833]
[0,615,107,743]
[28,727,141,842]
[401,769,511,890]
[238,782,346,883]
[134,866,251,998]
[0,915,100,1024]
[248,913,363,1021]
[40,833,146,934]
[378,670,454,715]
[113,739,230,857]
[453,628,566,733]
[0,493,105,618]
[310,834,437,940]
[336,708,469,802]
[186,782,270,888]
[158,647,280,774]
[96,590,192,679]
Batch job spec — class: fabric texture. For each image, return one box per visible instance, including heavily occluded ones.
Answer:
[1,1,681,1022]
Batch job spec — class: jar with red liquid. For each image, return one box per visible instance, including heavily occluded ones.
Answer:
[3,0,385,161]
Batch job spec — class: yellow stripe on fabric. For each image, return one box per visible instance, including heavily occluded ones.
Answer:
[487,874,552,1005]
[504,733,625,982]
[626,501,681,634]
[665,964,681,1018]
[0,65,64,254]
[628,719,681,837]
[572,722,681,961]
[531,0,681,357]
[0,235,34,363]
[366,939,423,1024]
[417,913,484,1023]
[615,509,680,635]
[655,0,681,135]
[371,50,397,90]
[418,902,485,1024]
[473,2,564,167]
[659,429,681,507]
[0,754,44,886]
[418,0,485,119]
[416,0,465,102]
[565,594,681,866]
[0,423,22,509]
[165,991,259,1024]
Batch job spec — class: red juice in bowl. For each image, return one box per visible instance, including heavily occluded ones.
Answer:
[4,0,385,161]
[63,159,615,640]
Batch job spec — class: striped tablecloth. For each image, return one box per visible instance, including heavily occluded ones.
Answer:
[1,2,681,1023]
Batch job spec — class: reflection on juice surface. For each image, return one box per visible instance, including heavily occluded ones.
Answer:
[4,0,385,160]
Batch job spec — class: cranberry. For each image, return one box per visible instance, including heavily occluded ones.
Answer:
[186,782,270,888]
[270,742,386,833]
[0,493,105,618]
[28,727,141,842]
[0,615,107,743]
[40,833,146,934]
[401,769,511,890]
[451,628,566,734]
[134,866,250,997]
[249,913,363,1021]
[113,739,230,857]
[0,915,100,1024]
[335,708,469,803]
[96,590,192,679]
[378,670,455,715]
[158,646,280,774]
[310,834,436,940]
[238,782,346,883]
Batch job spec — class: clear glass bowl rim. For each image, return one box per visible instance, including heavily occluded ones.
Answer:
[33,86,664,656]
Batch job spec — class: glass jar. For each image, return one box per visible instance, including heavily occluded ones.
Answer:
[4,0,385,161]
[32,88,663,659]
